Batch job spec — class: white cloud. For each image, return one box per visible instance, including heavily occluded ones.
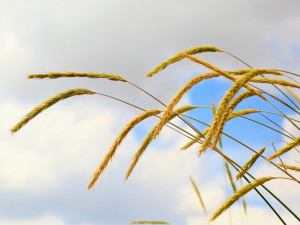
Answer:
[0,99,116,191]
[0,214,65,225]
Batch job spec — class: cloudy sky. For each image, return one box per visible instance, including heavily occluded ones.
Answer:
[1,0,300,224]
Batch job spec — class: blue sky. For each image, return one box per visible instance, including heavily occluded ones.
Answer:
[1,0,300,225]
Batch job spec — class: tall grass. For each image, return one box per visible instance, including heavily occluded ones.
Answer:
[12,46,300,224]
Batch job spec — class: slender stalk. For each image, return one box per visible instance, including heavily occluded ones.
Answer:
[179,113,300,183]
[223,51,300,112]
[126,81,205,138]
[223,51,300,130]
[229,159,300,222]
[253,107,296,139]
[96,90,299,222]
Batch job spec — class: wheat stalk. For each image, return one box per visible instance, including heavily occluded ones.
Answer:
[228,69,282,76]
[277,163,300,172]
[182,54,265,98]
[284,86,300,106]
[152,72,220,140]
[201,69,269,154]
[88,109,162,189]
[228,109,261,120]
[28,72,127,82]
[210,177,277,221]
[224,161,237,192]
[236,147,266,180]
[11,88,96,133]
[181,128,208,150]
[181,109,260,151]
[211,90,256,148]
[146,46,221,77]
[189,176,207,215]
[268,136,300,161]
[126,105,198,180]
[249,77,300,89]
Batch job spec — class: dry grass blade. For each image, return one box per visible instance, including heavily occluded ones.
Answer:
[239,179,247,215]
[152,72,220,140]
[236,147,266,180]
[130,221,170,224]
[224,161,237,192]
[11,88,96,133]
[28,72,127,82]
[277,163,300,172]
[146,46,221,77]
[268,136,300,161]
[210,177,277,221]
[189,176,207,215]
[88,109,162,189]
[126,105,197,180]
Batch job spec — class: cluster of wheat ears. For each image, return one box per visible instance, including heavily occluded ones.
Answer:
[11,46,300,224]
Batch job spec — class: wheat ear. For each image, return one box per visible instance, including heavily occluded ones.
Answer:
[182,54,267,97]
[201,69,267,154]
[235,147,266,180]
[126,105,198,180]
[28,72,127,82]
[284,86,300,106]
[11,89,96,133]
[277,163,300,172]
[249,77,300,89]
[88,109,162,189]
[210,69,278,151]
[180,109,258,151]
[152,72,219,140]
[268,136,300,161]
[211,91,256,149]
[146,46,221,77]
[228,69,282,76]
[228,109,261,120]
[210,177,277,221]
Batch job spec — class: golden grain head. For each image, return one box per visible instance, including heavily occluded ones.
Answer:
[284,86,300,106]
[268,136,300,160]
[249,77,300,89]
[146,46,221,77]
[125,105,198,180]
[88,109,162,189]
[210,177,277,221]
[277,163,300,172]
[235,147,266,180]
[228,69,282,76]
[152,73,219,140]
[11,88,96,134]
[28,72,127,82]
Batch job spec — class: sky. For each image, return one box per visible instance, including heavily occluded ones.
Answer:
[1,0,300,224]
